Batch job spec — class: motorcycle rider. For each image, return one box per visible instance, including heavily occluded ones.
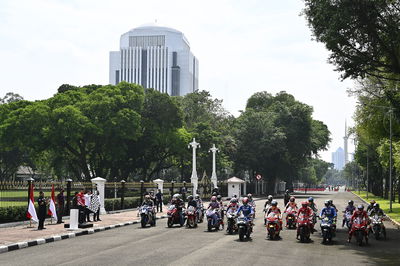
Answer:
[328,199,338,212]
[236,197,254,225]
[348,204,369,243]
[296,201,315,239]
[171,194,185,225]
[208,196,222,228]
[366,200,376,213]
[368,203,386,236]
[247,193,256,208]
[320,200,337,231]
[342,200,356,227]
[226,198,239,212]
[264,195,274,225]
[308,197,317,212]
[285,196,298,211]
[266,200,282,230]
[187,195,197,209]
[141,195,155,219]
[217,195,225,227]
[284,189,291,207]
[194,195,203,208]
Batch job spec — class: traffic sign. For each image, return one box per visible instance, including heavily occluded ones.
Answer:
[256,174,262,180]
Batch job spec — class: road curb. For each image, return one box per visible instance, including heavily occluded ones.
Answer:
[0,215,168,254]
[351,192,400,229]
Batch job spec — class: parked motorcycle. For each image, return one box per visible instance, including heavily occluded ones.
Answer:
[167,204,185,228]
[226,209,238,234]
[297,213,312,242]
[139,205,156,228]
[266,212,281,240]
[206,208,221,232]
[353,216,368,246]
[186,206,197,228]
[320,216,336,244]
[370,214,386,240]
[285,207,297,229]
[237,214,252,241]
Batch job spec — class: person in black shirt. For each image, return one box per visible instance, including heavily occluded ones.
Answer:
[155,189,163,212]
[56,189,65,224]
[37,191,47,230]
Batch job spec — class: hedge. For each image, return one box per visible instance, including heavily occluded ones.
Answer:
[0,206,29,224]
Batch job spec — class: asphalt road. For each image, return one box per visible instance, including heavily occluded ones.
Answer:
[1,191,399,266]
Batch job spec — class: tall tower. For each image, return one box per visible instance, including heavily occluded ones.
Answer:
[344,120,349,165]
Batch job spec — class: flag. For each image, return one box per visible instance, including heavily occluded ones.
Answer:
[27,183,38,223]
[48,184,58,220]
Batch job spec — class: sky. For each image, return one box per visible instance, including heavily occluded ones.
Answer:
[0,0,356,162]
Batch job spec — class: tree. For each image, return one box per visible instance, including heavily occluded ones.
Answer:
[0,92,24,104]
[303,0,400,81]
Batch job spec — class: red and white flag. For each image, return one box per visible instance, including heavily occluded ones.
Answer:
[27,183,38,223]
[48,184,58,220]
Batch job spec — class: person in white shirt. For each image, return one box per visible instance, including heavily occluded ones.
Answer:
[84,190,92,222]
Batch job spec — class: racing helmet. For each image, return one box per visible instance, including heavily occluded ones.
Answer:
[308,197,314,202]
[301,201,308,207]
[370,200,376,205]
[348,200,354,205]
[145,195,150,200]
[187,195,193,201]
[211,196,217,202]
[230,198,238,204]
[217,195,222,201]
[195,195,200,199]
[242,197,249,204]
[324,200,330,207]
[357,204,364,211]
[268,195,273,201]
[373,203,380,209]
[271,200,278,206]
[290,196,295,202]
[247,193,253,199]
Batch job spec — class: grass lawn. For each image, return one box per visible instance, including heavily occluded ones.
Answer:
[353,191,400,223]
[0,190,52,198]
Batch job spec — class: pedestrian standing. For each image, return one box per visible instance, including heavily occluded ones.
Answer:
[37,191,47,230]
[56,189,65,224]
[89,190,101,221]
[84,190,92,222]
[155,189,163,212]
[284,190,290,207]
[77,189,86,224]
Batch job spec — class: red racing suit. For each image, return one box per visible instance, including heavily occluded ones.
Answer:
[266,206,283,229]
[297,206,314,233]
[349,210,369,237]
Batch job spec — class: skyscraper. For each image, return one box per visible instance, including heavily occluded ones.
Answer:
[109,23,199,96]
[332,147,345,170]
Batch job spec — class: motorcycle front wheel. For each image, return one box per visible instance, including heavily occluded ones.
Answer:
[167,218,173,228]
[238,227,245,241]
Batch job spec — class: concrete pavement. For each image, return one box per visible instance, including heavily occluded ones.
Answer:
[1,191,399,266]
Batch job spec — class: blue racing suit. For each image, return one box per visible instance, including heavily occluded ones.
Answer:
[236,204,254,221]
[320,206,337,222]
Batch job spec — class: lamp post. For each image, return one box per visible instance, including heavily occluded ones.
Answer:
[188,138,200,195]
[209,144,219,189]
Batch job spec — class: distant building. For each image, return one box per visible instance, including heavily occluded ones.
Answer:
[332,147,345,170]
[109,23,199,96]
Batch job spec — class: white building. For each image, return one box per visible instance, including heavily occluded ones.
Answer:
[109,23,199,96]
[332,147,345,170]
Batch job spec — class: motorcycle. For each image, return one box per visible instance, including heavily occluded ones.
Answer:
[226,209,238,234]
[237,214,252,241]
[370,214,386,240]
[297,213,312,242]
[196,204,204,223]
[167,204,185,228]
[353,217,368,246]
[186,206,197,228]
[206,208,221,232]
[139,205,156,228]
[285,207,297,229]
[320,216,336,244]
[266,212,281,240]
[343,211,353,230]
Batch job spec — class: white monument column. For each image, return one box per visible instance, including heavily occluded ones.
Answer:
[91,177,107,214]
[188,138,200,194]
[209,144,219,189]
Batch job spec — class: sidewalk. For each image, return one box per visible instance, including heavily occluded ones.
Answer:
[0,208,166,246]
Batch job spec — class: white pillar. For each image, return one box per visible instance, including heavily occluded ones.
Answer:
[188,138,200,194]
[209,144,219,189]
[91,177,107,214]
[153,179,164,192]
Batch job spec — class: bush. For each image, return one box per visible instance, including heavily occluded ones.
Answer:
[104,197,141,211]
[0,206,29,223]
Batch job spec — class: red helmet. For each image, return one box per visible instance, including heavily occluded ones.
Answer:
[301,201,308,207]
[242,197,249,204]
[211,196,217,202]
[290,196,295,202]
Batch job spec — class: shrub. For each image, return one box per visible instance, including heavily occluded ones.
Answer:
[0,206,29,223]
